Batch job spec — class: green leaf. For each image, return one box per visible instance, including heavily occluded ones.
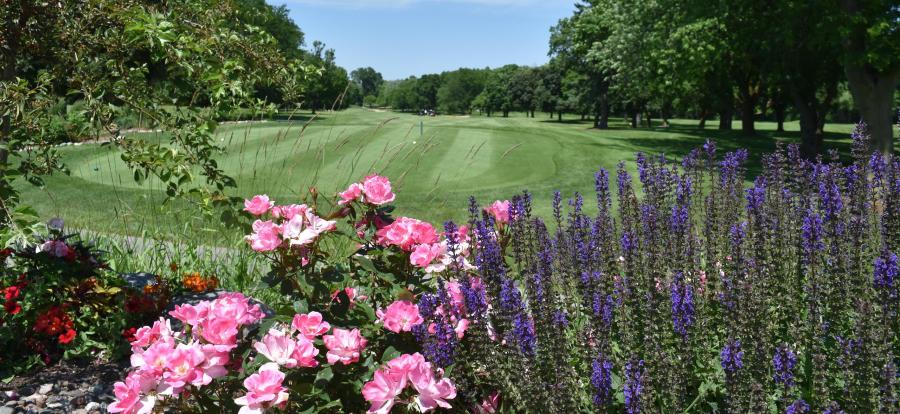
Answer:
[381,346,401,362]
[313,366,333,389]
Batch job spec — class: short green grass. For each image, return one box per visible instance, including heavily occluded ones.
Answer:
[17,108,856,243]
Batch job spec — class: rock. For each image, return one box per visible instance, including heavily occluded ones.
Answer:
[83,402,99,412]
[4,391,18,401]
[66,390,87,407]
[89,385,103,398]
[37,385,53,396]
[0,406,12,414]
[22,394,45,407]
[71,410,87,414]
[2,401,14,407]
[121,272,158,290]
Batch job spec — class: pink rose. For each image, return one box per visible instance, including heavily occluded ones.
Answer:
[247,220,282,252]
[323,328,366,365]
[272,204,307,220]
[281,212,336,247]
[361,369,405,414]
[163,343,209,391]
[376,217,438,251]
[169,303,208,328]
[200,344,230,380]
[200,317,239,347]
[130,340,174,375]
[244,195,274,216]
[485,200,511,224]
[108,371,158,414]
[362,175,396,205]
[210,292,264,325]
[292,336,320,368]
[234,363,289,413]
[131,318,173,349]
[384,352,426,377]
[339,183,363,205]
[409,361,456,411]
[409,243,444,269]
[291,312,331,339]
[454,318,469,339]
[254,329,300,368]
[377,300,424,333]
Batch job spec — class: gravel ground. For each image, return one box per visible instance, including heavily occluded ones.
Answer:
[0,359,127,413]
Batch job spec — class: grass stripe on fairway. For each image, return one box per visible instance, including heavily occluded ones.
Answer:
[17,108,855,244]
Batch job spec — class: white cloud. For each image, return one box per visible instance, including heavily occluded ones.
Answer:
[277,0,561,9]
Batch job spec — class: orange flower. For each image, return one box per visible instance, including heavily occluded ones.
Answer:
[169,262,179,272]
[182,272,217,293]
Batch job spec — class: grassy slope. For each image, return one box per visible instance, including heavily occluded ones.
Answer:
[17,108,855,242]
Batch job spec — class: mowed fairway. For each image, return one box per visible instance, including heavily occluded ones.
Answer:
[18,108,855,242]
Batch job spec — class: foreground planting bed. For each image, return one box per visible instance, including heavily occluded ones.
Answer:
[3,125,898,413]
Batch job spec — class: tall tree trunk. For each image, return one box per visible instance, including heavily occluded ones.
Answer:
[790,82,836,158]
[795,99,823,158]
[698,109,708,129]
[645,111,652,128]
[598,98,609,129]
[844,67,898,154]
[529,110,534,118]
[557,112,562,122]
[841,0,899,154]
[718,107,733,130]
[739,85,757,135]
[774,101,786,132]
[630,110,638,128]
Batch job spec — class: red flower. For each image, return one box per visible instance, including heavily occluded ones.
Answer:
[58,329,76,344]
[121,327,137,342]
[35,306,74,336]
[4,286,20,301]
[4,301,21,315]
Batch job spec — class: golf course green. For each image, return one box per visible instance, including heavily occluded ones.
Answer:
[17,108,855,242]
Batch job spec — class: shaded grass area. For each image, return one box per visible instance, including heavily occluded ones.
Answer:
[18,108,855,246]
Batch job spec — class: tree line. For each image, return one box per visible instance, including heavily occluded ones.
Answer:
[359,0,898,156]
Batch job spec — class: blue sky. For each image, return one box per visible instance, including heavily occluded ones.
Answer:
[271,0,576,80]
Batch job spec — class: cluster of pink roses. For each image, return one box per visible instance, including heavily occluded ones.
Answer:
[109,292,265,414]
[240,312,365,412]
[111,294,374,414]
[338,175,397,206]
[244,195,336,255]
[362,353,456,414]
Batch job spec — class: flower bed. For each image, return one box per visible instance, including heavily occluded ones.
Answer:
[98,125,898,412]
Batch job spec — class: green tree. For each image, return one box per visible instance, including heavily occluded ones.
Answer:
[304,42,351,111]
[436,68,487,114]
[413,74,442,110]
[1,0,303,231]
[350,67,384,106]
